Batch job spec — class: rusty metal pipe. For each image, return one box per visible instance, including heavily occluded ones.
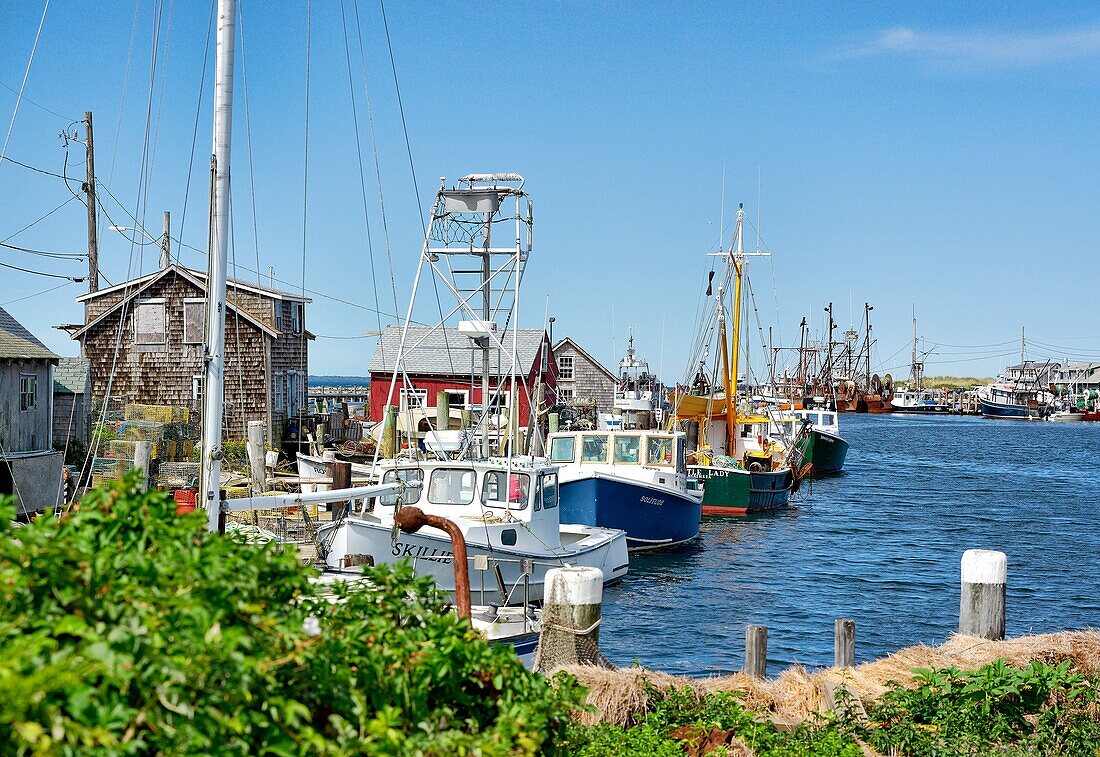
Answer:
[394,506,471,620]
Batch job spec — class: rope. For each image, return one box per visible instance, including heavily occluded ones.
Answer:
[297,0,312,446]
[237,0,263,285]
[0,0,51,175]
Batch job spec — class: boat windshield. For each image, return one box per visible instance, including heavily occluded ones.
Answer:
[549,435,575,463]
[580,434,609,463]
[537,472,559,509]
[482,470,531,510]
[426,468,477,505]
[646,436,674,466]
[379,468,423,506]
[613,435,641,464]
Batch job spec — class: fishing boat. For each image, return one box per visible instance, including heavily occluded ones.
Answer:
[787,408,848,475]
[314,174,629,597]
[833,303,893,413]
[612,332,664,429]
[670,204,801,515]
[547,429,702,551]
[891,315,950,413]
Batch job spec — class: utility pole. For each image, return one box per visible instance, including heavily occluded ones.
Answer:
[83,111,98,293]
[160,211,171,269]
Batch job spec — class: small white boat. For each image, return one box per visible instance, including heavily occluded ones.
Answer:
[1049,410,1085,423]
[317,457,628,602]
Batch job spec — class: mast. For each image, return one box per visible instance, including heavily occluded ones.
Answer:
[717,290,736,451]
[200,0,237,530]
[864,302,873,390]
[728,204,745,436]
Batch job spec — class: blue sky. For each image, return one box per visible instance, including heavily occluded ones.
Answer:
[2,1,1100,383]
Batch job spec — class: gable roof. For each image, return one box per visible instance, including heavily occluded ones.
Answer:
[53,357,89,394]
[76,264,310,303]
[368,325,547,377]
[0,306,59,362]
[553,336,616,382]
[70,265,279,340]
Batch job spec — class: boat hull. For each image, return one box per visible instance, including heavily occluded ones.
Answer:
[689,465,792,515]
[892,404,950,414]
[558,474,702,551]
[803,428,849,475]
[318,517,629,603]
[980,398,1036,419]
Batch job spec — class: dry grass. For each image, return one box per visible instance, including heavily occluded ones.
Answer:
[558,630,1100,727]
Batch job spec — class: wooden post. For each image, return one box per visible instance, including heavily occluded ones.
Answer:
[436,390,450,431]
[461,408,472,429]
[834,619,856,668]
[535,566,603,672]
[548,412,559,434]
[960,549,1006,640]
[331,461,351,519]
[315,422,326,456]
[381,406,397,459]
[745,624,768,678]
[246,420,265,494]
[528,383,546,456]
[133,440,151,493]
[160,210,171,269]
[83,111,99,293]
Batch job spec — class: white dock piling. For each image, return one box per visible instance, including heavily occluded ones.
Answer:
[960,549,1006,640]
[246,420,266,494]
[133,440,151,493]
[535,566,604,671]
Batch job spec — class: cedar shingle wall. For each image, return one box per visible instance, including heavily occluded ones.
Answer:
[554,343,615,414]
[81,273,271,439]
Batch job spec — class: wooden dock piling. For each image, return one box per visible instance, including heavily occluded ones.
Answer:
[960,549,1006,640]
[745,624,768,678]
[246,420,266,494]
[834,619,856,668]
[134,440,151,492]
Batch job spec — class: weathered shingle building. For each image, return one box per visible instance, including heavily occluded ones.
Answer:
[66,264,311,442]
[552,337,616,414]
[0,306,63,514]
[52,357,90,448]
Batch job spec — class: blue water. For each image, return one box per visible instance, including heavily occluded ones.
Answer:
[599,414,1100,676]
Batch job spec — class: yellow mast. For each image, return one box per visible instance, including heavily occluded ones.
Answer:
[727,204,746,448]
[718,300,736,453]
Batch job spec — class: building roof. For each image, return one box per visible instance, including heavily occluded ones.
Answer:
[76,264,310,303]
[0,306,59,362]
[53,356,89,394]
[553,336,617,382]
[368,325,547,377]
[69,265,280,340]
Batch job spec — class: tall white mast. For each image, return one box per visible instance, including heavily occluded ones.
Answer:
[200,0,237,531]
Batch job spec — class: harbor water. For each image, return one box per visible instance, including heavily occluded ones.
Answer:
[599,413,1100,675]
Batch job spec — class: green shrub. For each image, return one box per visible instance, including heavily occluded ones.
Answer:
[0,474,580,755]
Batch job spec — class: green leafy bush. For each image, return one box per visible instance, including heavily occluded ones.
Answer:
[0,474,580,755]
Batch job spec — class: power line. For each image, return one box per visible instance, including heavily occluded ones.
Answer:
[0,280,73,305]
[0,0,51,174]
[0,79,75,122]
[1,195,80,243]
[0,258,82,281]
[0,154,80,182]
[0,240,85,259]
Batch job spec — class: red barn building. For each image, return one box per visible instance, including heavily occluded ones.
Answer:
[367,325,556,425]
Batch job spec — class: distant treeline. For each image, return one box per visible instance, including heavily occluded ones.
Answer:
[913,375,994,389]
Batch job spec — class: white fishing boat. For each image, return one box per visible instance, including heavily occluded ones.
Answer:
[611,332,664,429]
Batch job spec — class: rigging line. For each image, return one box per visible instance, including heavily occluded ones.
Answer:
[0,280,72,306]
[229,181,247,437]
[0,0,51,175]
[0,155,79,182]
[176,0,215,262]
[1,195,79,243]
[0,259,82,281]
[133,0,165,279]
[340,0,386,362]
[147,0,176,188]
[236,0,262,285]
[351,0,398,318]
[0,79,74,122]
[104,0,142,237]
[376,0,455,376]
[0,241,85,258]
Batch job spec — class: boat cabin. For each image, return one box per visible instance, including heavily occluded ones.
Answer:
[547,431,686,476]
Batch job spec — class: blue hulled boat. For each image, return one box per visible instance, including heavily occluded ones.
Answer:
[548,430,702,551]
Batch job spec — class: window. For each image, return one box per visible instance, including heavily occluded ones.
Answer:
[134,299,166,345]
[557,387,574,401]
[558,355,574,380]
[444,390,468,409]
[613,435,641,464]
[549,435,576,463]
[647,436,674,466]
[192,374,204,401]
[274,371,285,411]
[379,468,423,506]
[19,375,36,411]
[580,434,609,463]
[183,299,205,344]
[540,472,558,509]
[427,468,476,505]
[676,436,686,475]
[400,388,428,411]
[290,302,303,333]
[822,413,835,425]
[483,470,531,510]
[486,390,511,412]
[274,303,283,331]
